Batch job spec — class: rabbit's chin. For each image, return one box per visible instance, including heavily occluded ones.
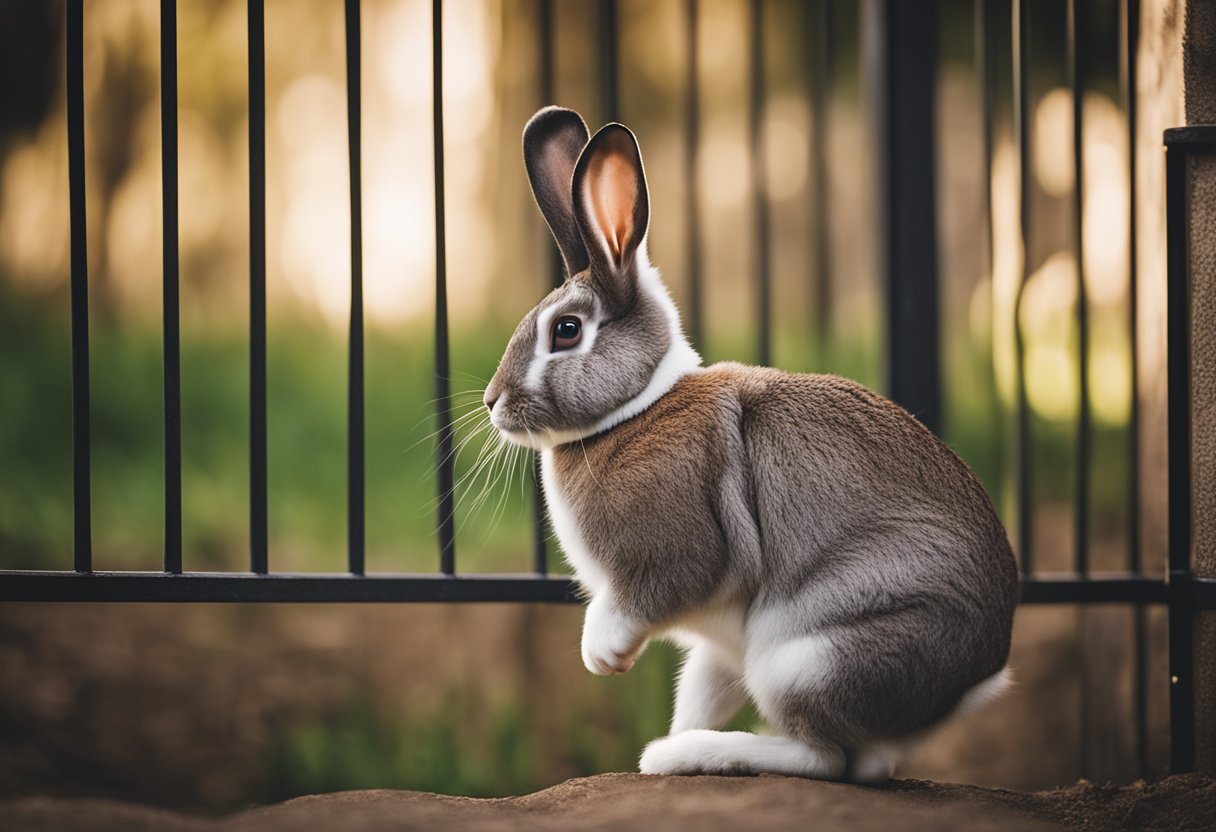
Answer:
[494,423,598,452]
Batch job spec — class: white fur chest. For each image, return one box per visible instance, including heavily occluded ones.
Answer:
[540,449,610,597]
[667,598,748,671]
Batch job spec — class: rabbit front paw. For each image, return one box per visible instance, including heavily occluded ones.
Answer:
[581,594,646,675]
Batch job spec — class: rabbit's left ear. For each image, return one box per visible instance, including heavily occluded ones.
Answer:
[572,123,650,315]
[524,107,591,279]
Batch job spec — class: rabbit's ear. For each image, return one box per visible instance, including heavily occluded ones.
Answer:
[524,107,591,278]
[572,123,649,315]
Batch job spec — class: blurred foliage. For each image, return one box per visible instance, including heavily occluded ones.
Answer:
[0,282,539,573]
[266,692,542,798]
[263,640,764,800]
[0,277,1136,574]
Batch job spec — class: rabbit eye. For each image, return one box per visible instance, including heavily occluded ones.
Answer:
[551,316,582,351]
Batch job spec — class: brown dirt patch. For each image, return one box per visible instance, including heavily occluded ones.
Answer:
[0,602,1178,813]
[3,773,1215,832]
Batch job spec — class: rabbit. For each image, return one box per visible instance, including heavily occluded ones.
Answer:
[482,106,1019,783]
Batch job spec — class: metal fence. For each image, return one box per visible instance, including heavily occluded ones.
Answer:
[1,0,1214,776]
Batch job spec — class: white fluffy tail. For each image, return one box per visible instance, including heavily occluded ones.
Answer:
[639,730,846,779]
[953,665,1014,720]
[848,667,1014,784]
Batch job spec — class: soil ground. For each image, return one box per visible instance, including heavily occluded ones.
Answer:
[0,601,1175,810]
[0,595,1189,829]
[3,772,1215,832]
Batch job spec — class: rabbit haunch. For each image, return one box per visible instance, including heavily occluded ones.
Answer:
[485,106,1019,782]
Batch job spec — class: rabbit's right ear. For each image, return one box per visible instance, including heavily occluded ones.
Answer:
[523,107,591,278]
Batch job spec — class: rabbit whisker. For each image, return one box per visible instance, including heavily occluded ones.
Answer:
[483,443,522,540]
[405,406,489,452]
[454,438,511,535]
[413,421,498,515]
[449,430,503,499]
[418,419,494,486]
[417,414,492,475]
[578,438,602,489]
[457,434,510,519]
[496,443,529,532]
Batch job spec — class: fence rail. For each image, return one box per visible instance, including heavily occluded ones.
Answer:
[6,570,1216,607]
[2,0,1214,778]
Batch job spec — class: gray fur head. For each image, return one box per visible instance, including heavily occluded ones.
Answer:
[485,107,701,450]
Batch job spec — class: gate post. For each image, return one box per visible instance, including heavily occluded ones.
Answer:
[1182,0,1216,775]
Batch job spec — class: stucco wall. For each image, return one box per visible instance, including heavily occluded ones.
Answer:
[1184,0,1216,776]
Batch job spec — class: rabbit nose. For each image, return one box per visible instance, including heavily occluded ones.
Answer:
[484,379,504,414]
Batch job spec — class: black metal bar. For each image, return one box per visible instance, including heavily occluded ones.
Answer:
[0,572,580,604]
[977,0,992,284]
[1194,576,1216,608]
[1019,575,1169,605]
[750,0,771,368]
[1164,139,1193,775]
[1164,124,1216,146]
[1067,0,1091,779]
[161,0,182,575]
[531,454,548,575]
[685,0,703,353]
[248,0,268,575]
[1122,0,1146,778]
[6,570,1204,606]
[540,0,560,292]
[532,0,558,578]
[1013,0,1033,574]
[345,0,365,576]
[433,0,456,576]
[978,1,1006,564]
[66,0,91,574]
[879,0,941,434]
[811,0,833,362]
[1124,0,1141,577]
[598,0,619,123]
[1069,0,1090,577]
[539,0,555,109]
[1132,601,1148,775]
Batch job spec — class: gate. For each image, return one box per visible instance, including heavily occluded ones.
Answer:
[1,0,1213,778]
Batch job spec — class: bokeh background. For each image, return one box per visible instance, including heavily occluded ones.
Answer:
[0,0,1182,813]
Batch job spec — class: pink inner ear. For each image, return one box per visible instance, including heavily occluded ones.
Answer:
[585,151,637,266]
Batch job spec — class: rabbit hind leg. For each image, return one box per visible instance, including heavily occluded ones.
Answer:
[748,627,921,780]
[670,641,748,734]
[638,729,845,777]
[725,631,850,780]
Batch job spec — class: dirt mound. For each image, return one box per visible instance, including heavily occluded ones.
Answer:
[3,773,1214,832]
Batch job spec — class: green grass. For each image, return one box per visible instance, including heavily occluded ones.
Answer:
[265,691,542,799]
[0,288,539,573]
[259,639,764,801]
